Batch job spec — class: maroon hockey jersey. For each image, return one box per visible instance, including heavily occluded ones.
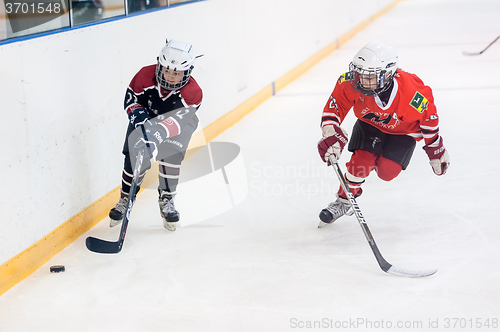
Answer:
[125,64,203,137]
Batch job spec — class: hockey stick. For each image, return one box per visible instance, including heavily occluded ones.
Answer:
[463,36,499,55]
[86,147,145,254]
[329,156,437,277]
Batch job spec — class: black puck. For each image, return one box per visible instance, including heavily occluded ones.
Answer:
[50,265,65,273]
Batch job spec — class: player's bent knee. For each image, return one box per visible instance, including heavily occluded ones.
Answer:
[347,150,377,178]
[375,157,402,181]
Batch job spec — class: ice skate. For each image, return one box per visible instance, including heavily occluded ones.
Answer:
[318,196,354,228]
[109,190,131,227]
[158,189,179,231]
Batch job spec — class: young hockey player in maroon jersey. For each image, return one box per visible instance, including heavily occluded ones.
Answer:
[317,41,450,227]
[109,39,203,231]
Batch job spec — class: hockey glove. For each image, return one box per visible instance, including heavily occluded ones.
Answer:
[318,124,348,163]
[128,107,150,128]
[134,120,167,162]
[423,136,450,176]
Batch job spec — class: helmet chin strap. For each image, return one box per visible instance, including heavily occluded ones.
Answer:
[373,71,394,96]
[374,78,395,106]
[379,70,386,89]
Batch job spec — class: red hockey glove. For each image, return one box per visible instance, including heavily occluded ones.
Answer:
[318,125,348,163]
[423,136,450,176]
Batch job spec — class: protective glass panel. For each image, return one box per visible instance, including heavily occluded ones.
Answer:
[127,0,165,14]
[71,0,124,26]
[0,0,199,41]
[169,0,195,4]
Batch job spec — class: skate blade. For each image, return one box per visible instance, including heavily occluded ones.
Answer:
[318,220,331,228]
[109,219,123,228]
[163,221,177,231]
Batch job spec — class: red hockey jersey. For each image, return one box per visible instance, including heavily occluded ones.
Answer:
[321,69,439,145]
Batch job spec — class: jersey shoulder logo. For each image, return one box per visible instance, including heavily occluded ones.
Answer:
[338,72,354,84]
[410,91,429,113]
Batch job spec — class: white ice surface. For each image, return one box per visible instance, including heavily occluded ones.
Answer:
[2,0,500,331]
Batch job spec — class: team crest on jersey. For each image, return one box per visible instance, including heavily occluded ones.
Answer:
[338,72,353,84]
[410,91,429,113]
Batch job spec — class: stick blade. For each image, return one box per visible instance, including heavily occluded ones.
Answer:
[86,236,123,254]
[462,51,481,56]
[386,265,437,278]
[463,36,499,56]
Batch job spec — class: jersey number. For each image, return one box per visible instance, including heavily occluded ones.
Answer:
[126,91,138,105]
[175,108,190,119]
[329,96,339,111]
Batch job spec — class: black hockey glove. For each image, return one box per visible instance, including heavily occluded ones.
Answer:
[134,120,168,162]
[128,107,150,128]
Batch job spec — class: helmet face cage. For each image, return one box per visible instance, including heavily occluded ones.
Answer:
[155,62,193,90]
[155,40,196,91]
[349,62,395,96]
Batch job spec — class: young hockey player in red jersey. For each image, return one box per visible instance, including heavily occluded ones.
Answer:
[109,39,203,231]
[317,41,450,227]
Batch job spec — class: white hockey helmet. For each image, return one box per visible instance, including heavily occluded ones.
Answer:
[156,39,196,90]
[349,41,399,96]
